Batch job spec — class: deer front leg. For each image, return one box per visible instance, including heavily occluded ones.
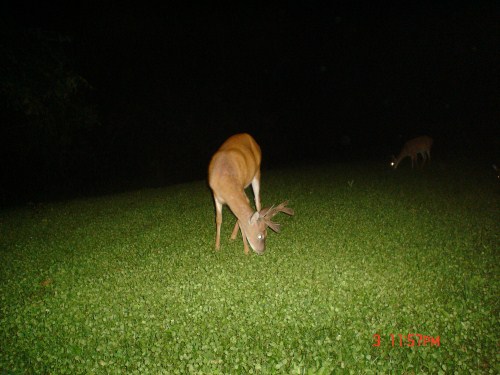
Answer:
[251,172,261,211]
[230,220,240,240]
[240,225,250,255]
[231,220,249,254]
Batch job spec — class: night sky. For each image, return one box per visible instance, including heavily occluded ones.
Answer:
[1,1,499,203]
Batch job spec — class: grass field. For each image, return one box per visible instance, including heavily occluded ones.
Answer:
[0,160,498,374]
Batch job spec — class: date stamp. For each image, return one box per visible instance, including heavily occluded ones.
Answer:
[373,333,440,347]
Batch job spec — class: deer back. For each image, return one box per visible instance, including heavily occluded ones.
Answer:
[208,133,261,195]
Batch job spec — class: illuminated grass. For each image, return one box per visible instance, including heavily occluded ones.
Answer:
[0,161,498,373]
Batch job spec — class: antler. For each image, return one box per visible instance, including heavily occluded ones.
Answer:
[259,201,294,233]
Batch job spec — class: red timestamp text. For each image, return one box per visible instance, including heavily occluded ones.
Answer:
[373,333,440,347]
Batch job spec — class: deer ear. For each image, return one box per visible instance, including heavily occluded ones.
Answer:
[249,211,260,224]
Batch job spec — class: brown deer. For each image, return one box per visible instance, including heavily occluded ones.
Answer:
[391,136,433,169]
[208,133,294,254]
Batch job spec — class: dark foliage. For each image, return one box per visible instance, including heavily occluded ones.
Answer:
[0,26,102,204]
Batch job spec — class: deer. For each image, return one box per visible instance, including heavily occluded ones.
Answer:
[391,136,433,169]
[208,133,294,255]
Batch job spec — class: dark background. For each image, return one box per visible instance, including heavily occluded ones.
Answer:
[1,2,499,205]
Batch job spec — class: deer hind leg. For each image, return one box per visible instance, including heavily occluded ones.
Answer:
[420,150,431,168]
[421,152,428,167]
[214,198,223,250]
[415,152,421,168]
[251,170,261,211]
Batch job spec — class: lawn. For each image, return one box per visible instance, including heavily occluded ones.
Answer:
[0,160,498,374]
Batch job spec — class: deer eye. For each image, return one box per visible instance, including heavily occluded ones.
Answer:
[257,233,264,240]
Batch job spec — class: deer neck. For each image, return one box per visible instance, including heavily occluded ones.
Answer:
[226,190,255,225]
[394,152,407,168]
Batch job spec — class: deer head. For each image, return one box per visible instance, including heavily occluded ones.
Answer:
[244,201,294,254]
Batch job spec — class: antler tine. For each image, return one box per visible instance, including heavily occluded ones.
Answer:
[263,200,294,219]
[264,219,281,233]
[258,201,294,233]
[277,200,294,216]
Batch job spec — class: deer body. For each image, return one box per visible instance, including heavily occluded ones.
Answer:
[208,133,293,254]
[391,136,433,169]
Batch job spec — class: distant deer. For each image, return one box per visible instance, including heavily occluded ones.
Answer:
[208,133,294,254]
[391,136,433,169]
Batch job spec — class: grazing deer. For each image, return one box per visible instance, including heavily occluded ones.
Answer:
[208,133,294,254]
[391,136,433,169]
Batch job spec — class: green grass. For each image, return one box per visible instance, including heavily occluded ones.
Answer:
[0,161,498,374]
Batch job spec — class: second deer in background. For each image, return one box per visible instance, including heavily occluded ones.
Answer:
[391,136,433,169]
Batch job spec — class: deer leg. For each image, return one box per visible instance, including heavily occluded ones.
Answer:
[251,171,261,211]
[232,220,249,254]
[214,199,223,250]
[240,226,250,255]
[230,220,240,240]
